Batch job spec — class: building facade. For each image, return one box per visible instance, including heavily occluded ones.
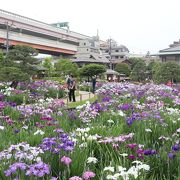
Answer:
[159,40,180,65]
[71,36,109,67]
[100,39,130,69]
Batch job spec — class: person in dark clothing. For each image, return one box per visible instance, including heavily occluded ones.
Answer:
[68,75,76,102]
[92,76,96,94]
[66,75,71,90]
[10,81,18,89]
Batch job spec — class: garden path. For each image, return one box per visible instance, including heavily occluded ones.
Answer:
[62,91,95,104]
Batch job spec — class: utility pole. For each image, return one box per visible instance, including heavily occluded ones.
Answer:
[6,21,10,54]
[109,38,112,69]
[5,21,15,55]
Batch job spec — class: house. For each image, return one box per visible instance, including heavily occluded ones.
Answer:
[159,40,180,64]
[100,39,130,69]
[105,69,119,82]
[71,36,109,67]
[105,69,131,82]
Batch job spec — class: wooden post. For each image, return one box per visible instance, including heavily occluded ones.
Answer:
[23,96,26,105]
[67,96,69,107]
[88,86,91,99]
[66,91,69,107]
[80,94,82,102]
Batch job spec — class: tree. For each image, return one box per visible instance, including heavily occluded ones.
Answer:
[55,59,79,76]
[0,67,29,82]
[115,63,131,76]
[153,62,180,83]
[146,61,156,79]
[131,60,147,82]
[80,64,106,78]
[129,57,144,70]
[152,62,161,83]
[0,50,3,61]
[0,50,4,68]
[43,57,53,69]
[1,45,39,88]
[6,45,39,76]
[42,57,54,77]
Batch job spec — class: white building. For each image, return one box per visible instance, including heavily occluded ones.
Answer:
[71,36,109,67]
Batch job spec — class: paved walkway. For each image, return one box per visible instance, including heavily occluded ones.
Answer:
[63,91,95,104]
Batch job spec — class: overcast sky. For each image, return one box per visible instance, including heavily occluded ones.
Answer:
[1,0,180,54]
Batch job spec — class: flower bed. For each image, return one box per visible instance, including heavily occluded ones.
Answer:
[0,80,66,105]
[0,82,179,179]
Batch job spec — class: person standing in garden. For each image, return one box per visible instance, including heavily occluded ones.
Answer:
[66,75,71,89]
[68,75,76,102]
[92,76,96,94]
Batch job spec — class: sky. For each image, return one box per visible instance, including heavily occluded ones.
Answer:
[1,0,180,54]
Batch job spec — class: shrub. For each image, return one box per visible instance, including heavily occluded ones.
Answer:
[5,93,29,105]
[44,88,65,99]
[43,77,65,84]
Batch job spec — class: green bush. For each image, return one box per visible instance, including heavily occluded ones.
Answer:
[5,93,29,105]
[44,88,65,99]
[115,63,131,76]
[153,62,180,83]
[43,77,65,84]
[79,85,92,92]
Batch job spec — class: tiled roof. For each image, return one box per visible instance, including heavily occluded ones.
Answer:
[160,45,180,52]
[106,69,119,75]
[72,53,110,63]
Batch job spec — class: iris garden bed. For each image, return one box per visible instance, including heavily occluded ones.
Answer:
[0,82,179,180]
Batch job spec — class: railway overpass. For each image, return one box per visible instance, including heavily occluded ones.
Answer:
[0,9,92,56]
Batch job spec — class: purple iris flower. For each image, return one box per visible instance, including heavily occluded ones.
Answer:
[4,162,27,176]
[68,110,77,120]
[40,134,74,154]
[144,149,157,155]
[91,103,103,111]
[128,154,136,159]
[8,102,17,107]
[168,152,175,159]
[0,94,4,101]
[172,145,180,151]
[120,103,132,111]
[26,162,50,177]
[102,96,111,102]
[14,129,20,134]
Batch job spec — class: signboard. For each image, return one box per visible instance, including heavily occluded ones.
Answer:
[56,22,69,28]
[51,22,69,29]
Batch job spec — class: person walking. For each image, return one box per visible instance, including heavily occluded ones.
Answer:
[92,76,96,94]
[68,75,76,102]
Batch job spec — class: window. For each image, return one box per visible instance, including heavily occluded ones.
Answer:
[115,56,119,59]
[162,57,166,62]
[175,56,179,61]
[105,50,109,53]
[120,56,124,58]
[87,49,89,51]
[115,50,119,52]
[84,43,86,46]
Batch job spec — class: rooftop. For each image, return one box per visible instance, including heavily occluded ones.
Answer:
[72,53,109,63]
[160,45,180,52]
